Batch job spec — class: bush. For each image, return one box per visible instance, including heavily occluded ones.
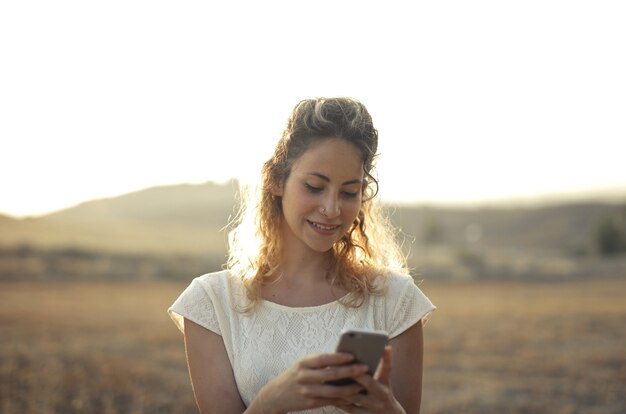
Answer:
[593,211,626,256]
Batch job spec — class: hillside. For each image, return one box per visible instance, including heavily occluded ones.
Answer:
[0,214,14,224]
[44,180,237,225]
[0,181,237,255]
[1,181,624,255]
[389,202,622,252]
[1,182,625,281]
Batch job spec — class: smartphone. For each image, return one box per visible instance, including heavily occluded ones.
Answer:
[326,328,389,386]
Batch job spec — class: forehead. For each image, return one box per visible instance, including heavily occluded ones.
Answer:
[291,138,364,180]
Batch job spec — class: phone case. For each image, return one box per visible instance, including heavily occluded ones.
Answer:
[326,328,388,386]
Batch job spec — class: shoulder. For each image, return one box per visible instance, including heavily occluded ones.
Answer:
[194,268,249,290]
[169,270,240,311]
[375,270,416,297]
[375,270,434,315]
[387,271,415,286]
[378,271,436,337]
[193,269,231,289]
[192,269,247,307]
[168,270,234,335]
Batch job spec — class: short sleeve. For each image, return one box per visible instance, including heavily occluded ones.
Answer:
[386,275,436,339]
[168,277,221,335]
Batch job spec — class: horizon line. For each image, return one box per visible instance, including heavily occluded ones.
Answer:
[2,181,626,220]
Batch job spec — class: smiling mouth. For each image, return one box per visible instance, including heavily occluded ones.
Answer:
[307,220,341,231]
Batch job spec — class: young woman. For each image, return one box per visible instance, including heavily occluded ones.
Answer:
[169,97,435,413]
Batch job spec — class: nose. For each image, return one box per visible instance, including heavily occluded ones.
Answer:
[320,193,341,218]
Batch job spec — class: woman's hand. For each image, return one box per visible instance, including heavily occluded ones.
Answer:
[339,346,406,414]
[247,352,370,414]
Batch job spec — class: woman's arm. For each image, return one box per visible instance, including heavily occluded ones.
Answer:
[389,320,424,413]
[184,318,246,414]
[184,317,367,414]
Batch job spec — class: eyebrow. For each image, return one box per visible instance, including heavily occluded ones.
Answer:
[306,172,362,186]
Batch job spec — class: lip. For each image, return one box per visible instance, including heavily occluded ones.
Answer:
[307,219,341,235]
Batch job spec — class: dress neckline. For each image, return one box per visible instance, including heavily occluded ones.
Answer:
[259,293,350,312]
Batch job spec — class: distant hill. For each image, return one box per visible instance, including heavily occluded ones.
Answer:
[389,202,624,253]
[0,214,15,224]
[1,180,624,257]
[0,181,238,255]
[45,180,237,225]
[2,182,626,282]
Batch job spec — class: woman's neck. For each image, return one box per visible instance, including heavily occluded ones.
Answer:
[276,229,330,283]
[263,250,345,307]
[278,249,330,285]
[260,237,345,306]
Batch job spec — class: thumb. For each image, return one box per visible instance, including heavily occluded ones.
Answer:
[374,345,393,386]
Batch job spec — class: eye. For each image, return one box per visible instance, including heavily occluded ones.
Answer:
[305,183,323,193]
[342,191,359,199]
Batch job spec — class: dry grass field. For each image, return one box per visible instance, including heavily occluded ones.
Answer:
[1,278,624,414]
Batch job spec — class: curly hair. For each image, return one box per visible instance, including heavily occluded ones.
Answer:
[227,97,408,310]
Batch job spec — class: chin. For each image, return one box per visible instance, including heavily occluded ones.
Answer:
[308,244,334,254]
[305,239,337,254]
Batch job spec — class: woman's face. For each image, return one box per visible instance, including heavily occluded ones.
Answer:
[274,138,364,255]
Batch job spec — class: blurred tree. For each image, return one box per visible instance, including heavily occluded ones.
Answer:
[593,210,626,255]
[422,216,445,245]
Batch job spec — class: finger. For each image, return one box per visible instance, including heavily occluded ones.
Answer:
[351,372,390,401]
[335,403,360,414]
[299,352,355,369]
[306,363,369,384]
[351,373,377,394]
[337,404,367,414]
[340,391,381,413]
[289,396,357,412]
[374,345,393,386]
[300,383,364,400]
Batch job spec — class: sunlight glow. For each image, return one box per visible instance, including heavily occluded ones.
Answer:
[1,1,625,217]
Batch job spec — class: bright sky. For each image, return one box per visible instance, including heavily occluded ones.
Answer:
[1,1,625,218]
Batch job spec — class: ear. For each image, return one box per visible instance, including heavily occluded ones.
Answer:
[271,183,284,197]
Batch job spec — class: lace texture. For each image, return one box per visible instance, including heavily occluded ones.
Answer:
[168,270,435,413]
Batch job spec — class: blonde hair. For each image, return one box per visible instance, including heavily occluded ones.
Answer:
[227,97,408,310]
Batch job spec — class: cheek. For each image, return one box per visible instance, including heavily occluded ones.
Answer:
[300,192,320,210]
[343,200,362,220]
[287,190,317,213]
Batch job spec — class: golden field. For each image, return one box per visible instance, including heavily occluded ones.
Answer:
[1,279,625,414]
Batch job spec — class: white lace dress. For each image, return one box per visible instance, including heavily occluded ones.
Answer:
[168,270,435,413]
